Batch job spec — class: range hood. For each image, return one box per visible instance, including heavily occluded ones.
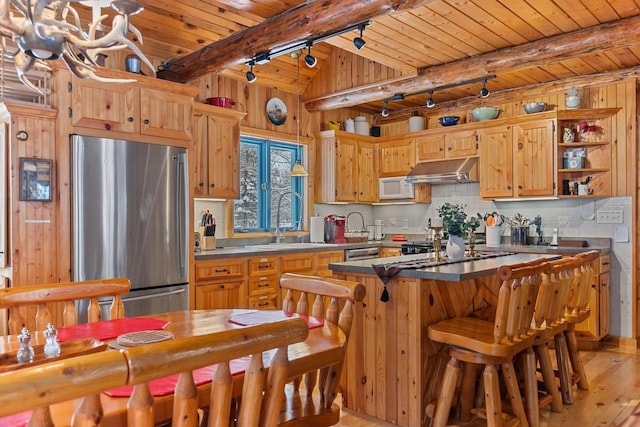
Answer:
[405,158,478,185]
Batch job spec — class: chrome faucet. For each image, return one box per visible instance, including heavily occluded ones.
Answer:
[274,191,303,244]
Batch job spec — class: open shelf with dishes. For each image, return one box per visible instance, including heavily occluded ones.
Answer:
[556,108,619,198]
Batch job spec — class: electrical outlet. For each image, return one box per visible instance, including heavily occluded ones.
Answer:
[557,216,570,227]
[597,210,623,224]
[402,219,409,229]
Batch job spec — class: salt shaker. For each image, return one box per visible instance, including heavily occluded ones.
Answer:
[17,327,34,364]
[43,323,61,358]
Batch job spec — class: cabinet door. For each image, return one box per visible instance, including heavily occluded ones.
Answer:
[415,134,445,161]
[71,78,136,133]
[206,115,240,198]
[193,113,209,196]
[378,138,415,177]
[513,120,555,197]
[195,280,246,309]
[314,250,344,277]
[335,135,358,202]
[139,87,193,141]
[599,272,610,338]
[478,126,513,199]
[357,141,378,202]
[446,129,477,158]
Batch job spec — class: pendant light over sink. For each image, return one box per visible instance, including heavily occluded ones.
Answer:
[290,51,308,177]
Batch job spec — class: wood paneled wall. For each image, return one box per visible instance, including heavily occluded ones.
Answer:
[6,105,58,288]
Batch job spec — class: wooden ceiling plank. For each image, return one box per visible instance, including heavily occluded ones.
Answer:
[551,0,600,27]
[524,0,582,33]
[141,0,264,29]
[499,0,562,37]
[327,37,419,73]
[469,0,545,41]
[303,15,640,110]
[576,0,621,23]
[420,1,515,50]
[157,0,439,82]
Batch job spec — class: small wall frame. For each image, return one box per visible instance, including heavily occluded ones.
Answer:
[19,158,52,202]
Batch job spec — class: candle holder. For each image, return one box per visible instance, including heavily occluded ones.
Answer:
[467,230,476,258]
[431,226,444,262]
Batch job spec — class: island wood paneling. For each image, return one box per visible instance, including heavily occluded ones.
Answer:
[334,271,502,427]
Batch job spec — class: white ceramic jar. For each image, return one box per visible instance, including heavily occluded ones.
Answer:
[344,118,355,132]
[354,116,369,135]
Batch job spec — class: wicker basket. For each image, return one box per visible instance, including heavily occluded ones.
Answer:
[345,212,368,242]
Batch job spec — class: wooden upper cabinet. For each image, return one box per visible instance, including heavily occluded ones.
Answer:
[139,87,194,140]
[415,129,477,162]
[378,138,414,177]
[68,76,196,141]
[193,103,246,199]
[479,119,555,199]
[478,126,513,199]
[70,78,136,133]
[513,119,555,197]
[316,131,378,203]
[357,140,378,202]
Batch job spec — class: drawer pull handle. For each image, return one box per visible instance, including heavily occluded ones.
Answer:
[258,283,269,288]
[258,264,272,269]
[258,302,269,307]
[215,268,229,273]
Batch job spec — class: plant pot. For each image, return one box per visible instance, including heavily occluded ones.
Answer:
[446,235,465,261]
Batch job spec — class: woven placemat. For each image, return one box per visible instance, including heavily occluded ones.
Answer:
[115,330,174,347]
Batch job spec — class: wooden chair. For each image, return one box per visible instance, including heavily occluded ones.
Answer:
[0,278,130,334]
[278,272,366,427]
[428,260,549,427]
[563,250,600,392]
[0,347,130,426]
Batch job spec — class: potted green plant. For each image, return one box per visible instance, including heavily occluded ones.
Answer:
[437,203,468,261]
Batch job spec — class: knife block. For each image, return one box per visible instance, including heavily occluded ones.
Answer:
[198,227,216,250]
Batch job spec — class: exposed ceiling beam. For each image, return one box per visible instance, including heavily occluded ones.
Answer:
[156,0,435,82]
[304,15,640,112]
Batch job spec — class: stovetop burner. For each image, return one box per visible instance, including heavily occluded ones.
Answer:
[400,241,434,255]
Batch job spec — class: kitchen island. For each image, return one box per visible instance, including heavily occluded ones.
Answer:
[329,252,562,427]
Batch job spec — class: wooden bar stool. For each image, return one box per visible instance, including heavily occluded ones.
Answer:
[428,260,549,427]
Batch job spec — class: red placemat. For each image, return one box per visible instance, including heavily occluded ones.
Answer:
[228,311,324,329]
[57,318,170,343]
[104,356,250,397]
[0,410,30,426]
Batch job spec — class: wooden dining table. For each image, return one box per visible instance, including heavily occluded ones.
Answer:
[0,309,346,426]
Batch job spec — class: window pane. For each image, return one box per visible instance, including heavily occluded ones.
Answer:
[234,143,259,231]
[270,146,295,229]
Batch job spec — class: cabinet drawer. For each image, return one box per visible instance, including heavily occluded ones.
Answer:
[248,276,279,296]
[281,253,313,273]
[195,259,245,282]
[248,256,278,276]
[314,250,344,272]
[599,254,610,274]
[248,294,278,310]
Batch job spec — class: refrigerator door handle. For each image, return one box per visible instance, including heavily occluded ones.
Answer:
[98,287,187,306]
[175,153,187,278]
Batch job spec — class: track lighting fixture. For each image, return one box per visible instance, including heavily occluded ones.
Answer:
[426,91,435,108]
[245,20,371,80]
[480,79,490,98]
[353,24,366,50]
[304,43,317,68]
[245,62,257,83]
[381,100,389,117]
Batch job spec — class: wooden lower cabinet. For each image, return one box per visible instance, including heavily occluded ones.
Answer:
[575,253,611,346]
[380,247,402,257]
[194,258,247,309]
[195,249,347,310]
[247,256,279,309]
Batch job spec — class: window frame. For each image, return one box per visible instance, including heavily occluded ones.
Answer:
[233,135,305,234]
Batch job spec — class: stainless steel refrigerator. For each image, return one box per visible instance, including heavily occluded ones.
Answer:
[71,135,189,320]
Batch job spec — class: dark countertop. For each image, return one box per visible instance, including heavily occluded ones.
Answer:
[194,237,609,261]
[329,252,562,282]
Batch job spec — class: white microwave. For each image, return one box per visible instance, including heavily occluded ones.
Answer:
[378,176,415,200]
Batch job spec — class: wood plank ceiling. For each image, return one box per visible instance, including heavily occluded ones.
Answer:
[114,0,640,115]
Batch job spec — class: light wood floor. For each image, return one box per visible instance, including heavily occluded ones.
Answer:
[334,343,640,426]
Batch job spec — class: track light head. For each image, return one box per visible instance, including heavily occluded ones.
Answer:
[426,91,435,108]
[245,62,257,83]
[304,43,317,68]
[381,100,389,117]
[353,25,366,50]
[480,80,490,98]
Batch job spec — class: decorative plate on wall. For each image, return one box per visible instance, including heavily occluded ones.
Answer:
[266,97,287,126]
